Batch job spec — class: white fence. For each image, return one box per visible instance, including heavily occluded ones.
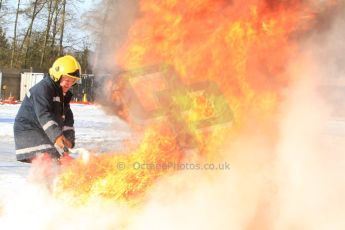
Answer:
[20,72,44,101]
[0,72,2,99]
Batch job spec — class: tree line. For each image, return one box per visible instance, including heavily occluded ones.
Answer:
[0,0,91,73]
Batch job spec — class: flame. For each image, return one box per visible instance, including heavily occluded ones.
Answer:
[115,0,315,123]
[55,125,183,205]
[54,0,337,205]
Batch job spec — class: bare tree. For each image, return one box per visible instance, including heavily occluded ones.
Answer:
[10,0,21,68]
[0,0,7,21]
[58,0,66,56]
[0,0,4,12]
[20,0,46,67]
[5,0,93,70]
[20,0,45,50]
[49,0,60,59]
[40,0,54,67]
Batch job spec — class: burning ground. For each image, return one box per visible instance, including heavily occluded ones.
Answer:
[1,0,345,229]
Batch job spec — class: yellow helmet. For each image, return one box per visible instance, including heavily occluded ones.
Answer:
[49,55,81,82]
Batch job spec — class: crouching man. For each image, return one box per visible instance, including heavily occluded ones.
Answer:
[13,55,81,183]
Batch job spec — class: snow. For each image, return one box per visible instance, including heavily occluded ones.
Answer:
[0,103,131,189]
[1,102,345,229]
[1,103,344,186]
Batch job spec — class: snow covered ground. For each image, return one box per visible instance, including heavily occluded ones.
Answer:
[0,103,131,190]
[1,102,345,188]
[1,100,345,229]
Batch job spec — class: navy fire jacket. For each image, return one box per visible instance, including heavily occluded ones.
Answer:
[14,75,75,162]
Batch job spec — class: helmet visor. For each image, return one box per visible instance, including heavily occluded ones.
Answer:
[68,69,80,78]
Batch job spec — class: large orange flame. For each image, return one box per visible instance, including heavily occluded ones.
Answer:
[54,0,337,205]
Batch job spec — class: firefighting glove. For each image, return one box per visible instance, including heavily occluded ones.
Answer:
[55,135,73,149]
[63,131,75,148]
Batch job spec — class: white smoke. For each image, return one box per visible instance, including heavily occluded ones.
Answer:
[88,0,139,75]
[124,10,345,228]
[128,4,345,229]
[1,2,345,230]
[272,7,345,229]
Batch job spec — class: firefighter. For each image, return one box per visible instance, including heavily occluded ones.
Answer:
[13,55,81,163]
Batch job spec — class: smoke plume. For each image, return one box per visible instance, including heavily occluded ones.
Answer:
[1,1,345,229]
